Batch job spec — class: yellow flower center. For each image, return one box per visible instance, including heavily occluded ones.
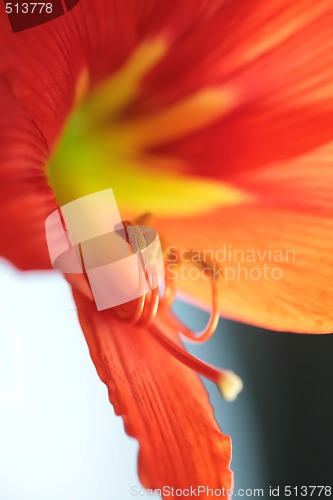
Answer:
[47,39,245,219]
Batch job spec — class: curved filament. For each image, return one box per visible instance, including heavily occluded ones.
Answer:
[162,248,221,343]
[111,221,221,342]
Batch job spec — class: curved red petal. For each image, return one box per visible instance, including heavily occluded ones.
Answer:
[1,0,333,332]
[0,0,139,145]
[0,0,141,268]
[0,83,55,269]
[72,286,232,495]
[138,1,333,106]
[155,142,333,333]
[136,1,333,175]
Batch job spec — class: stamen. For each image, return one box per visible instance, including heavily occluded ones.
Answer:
[159,269,177,310]
[113,219,160,325]
[138,286,160,327]
[149,323,243,401]
[113,219,222,343]
[112,294,146,325]
[108,218,242,402]
[162,248,221,343]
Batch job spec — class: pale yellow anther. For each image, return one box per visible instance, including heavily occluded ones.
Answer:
[218,370,244,402]
[127,225,147,254]
[127,225,161,267]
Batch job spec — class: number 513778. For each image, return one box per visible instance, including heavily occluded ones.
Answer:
[5,3,53,14]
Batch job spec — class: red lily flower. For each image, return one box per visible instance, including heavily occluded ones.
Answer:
[1,1,333,498]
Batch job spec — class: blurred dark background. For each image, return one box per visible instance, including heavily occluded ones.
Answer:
[175,301,333,497]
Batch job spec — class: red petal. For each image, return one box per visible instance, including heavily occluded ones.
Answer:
[0,0,140,268]
[1,0,333,333]
[0,83,55,269]
[2,0,333,168]
[137,1,333,175]
[72,286,232,494]
[156,143,333,333]
[0,0,140,146]
[0,10,81,267]
[138,1,333,105]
